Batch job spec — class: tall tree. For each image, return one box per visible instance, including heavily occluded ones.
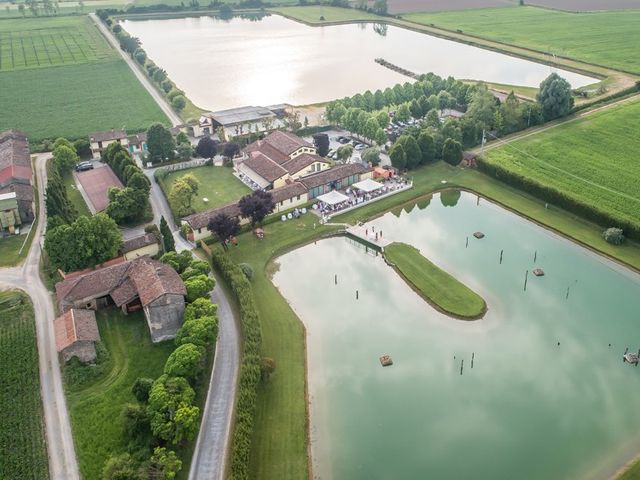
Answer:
[207,213,240,249]
[396,135,421,170]
[45,171,77,224]
[195,136,217,159]
[537,72,574,120]
[160,216,175,252]
[389,143,407,170]
[238,190,274,226]
[312,133,330,157]
[442,138,463,166]
[417,131,436,164]
[146,123,176,164]
[466,84,497,130]
[52,145,79,175]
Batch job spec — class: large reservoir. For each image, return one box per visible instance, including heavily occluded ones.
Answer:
[272,191,640,480]
[122,15,596,110]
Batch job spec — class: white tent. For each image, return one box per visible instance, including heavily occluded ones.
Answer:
[317,190,350,206]
[352,178,383,193]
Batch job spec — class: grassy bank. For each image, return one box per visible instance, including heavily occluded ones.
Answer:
[481,97,640,239]
[0,231,33,267]
[218,161,640,478]
[65,309,174,479]
[403,7,640,74]
[384,242,486,319]
[157,165,251,217]
[0,291,49,480]
[269,5,384,24]
[64,172,91,217]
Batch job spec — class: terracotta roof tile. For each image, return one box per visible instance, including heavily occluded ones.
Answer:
[120,233,159,254]
[89,129,127,143]
[281,153,328,177]
[54,309,99,352]
[262,130,312,156]
[243,153,288,183]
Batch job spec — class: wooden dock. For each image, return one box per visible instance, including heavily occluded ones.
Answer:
[346,225,391,251]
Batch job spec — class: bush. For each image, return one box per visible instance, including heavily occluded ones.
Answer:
[210,250,262,480]
[132,377,154,403]
[238,263,253,280]
[175,316,218,348]
[171,95,187,111]
[603,227,625,245]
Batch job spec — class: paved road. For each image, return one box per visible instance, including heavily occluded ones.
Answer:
[89,13,182,127]
[143,166,240,480]
[0,153,80,480]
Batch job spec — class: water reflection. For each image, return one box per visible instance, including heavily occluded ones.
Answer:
[121,15,597,111]
[273,191,640,480]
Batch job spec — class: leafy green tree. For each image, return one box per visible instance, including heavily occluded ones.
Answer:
[171,95,186,111]
[147,123,176,163]
[53,137,74,151]
[121,403,151,444]
[52,145,79,174]
[442,138,463,166]
[149,447,182,480]
[312,133,330,157]
[466,84,496,130]
[499,92,522,134]
[184,275,215,302]
[160,216,175,252]
[176,316,218,348]
[169,176,199,217]
[164,343,205,381]
[45,171,77,224]
[45,213,122,271]
[132,377,154,403]
[102,453,144,480]
[424,109,440,129]
[603,227,625,245]
[336,144,354,162]
[183,298,217,322]
[177,142,192,161]
[389,143,406,170]
[160,250,193,273]
[537,72,574,120]
[396,135,421,170]
[362,147,381,166]
[376,111,389,129]
[417,131,436,164]
[127,172,151,195]
[147,375,197,444]
[106,187,146,224]
[395,103,411,122]
[134,48,146,65]
[173,404,200,444]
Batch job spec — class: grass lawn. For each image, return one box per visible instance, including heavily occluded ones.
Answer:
[0,59,167,141]
[64,172,91,217]
[384,241,486,318]
[0,16,115,72]
[0,230,33,266]
[158,165,251,216]
[65,309,174,479]
[270,5,385,24]
[215,160,640,478]
[482,97,640,238]
[0,291,49,480]
[402,6,640,74]
[621,460,640,480]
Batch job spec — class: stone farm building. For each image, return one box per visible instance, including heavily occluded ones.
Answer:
[56,256,186,343]
[119,232,161,261]
[0,130,34,233]
[183,162,372,242]
[54,308,100,363]
[193,105,287,140]
[89,129,128,159]
[236,130,330,190]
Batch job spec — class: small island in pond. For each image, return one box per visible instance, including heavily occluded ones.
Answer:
[384,242,487,320]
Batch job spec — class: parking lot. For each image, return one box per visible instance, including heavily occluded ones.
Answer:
[303,129,391,167]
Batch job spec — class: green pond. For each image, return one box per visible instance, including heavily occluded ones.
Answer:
[272,191,640,480]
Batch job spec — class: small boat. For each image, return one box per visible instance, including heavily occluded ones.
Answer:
[533,268,545,277]
[473,231,485,239]
[379,355,393,367]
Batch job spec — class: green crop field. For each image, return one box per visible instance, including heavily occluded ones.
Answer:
[0,291,49,480]
[0,15,167,141]
[0,58,167,140]
[65,309,174,479]
[0,16,114,71]
[403,6,640,73]
[483,98,640,236]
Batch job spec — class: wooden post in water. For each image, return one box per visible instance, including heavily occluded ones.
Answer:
[499,250,503,264]
[524,270,529,291]
[335,274,337,285]
[471,352,475,369]
[534,250,537,263]
[460,359,464,376]
[466,237,469,248]
[565,286,570,300]
[356,290,359,300]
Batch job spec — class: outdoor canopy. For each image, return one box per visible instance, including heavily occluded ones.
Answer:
[352,178,383,193]
[317,190,350,206]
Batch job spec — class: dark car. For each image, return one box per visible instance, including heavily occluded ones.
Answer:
[75,161,94,172]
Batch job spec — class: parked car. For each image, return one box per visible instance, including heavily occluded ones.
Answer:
[337,136,349,144]
[355,143,367,151]
[75,161,94,172]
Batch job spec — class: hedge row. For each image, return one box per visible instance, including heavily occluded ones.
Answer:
[477,157,640,240]
[210,250,262,480]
